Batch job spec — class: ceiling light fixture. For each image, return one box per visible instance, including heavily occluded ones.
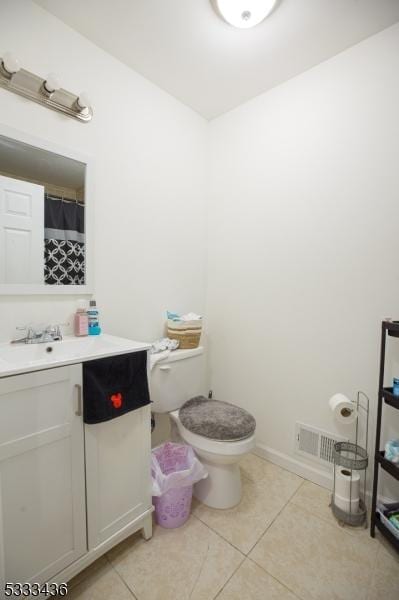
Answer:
[212,0,277,29]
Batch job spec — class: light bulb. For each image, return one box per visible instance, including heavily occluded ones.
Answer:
[76,92,91,111]
[43,72,61,94]
[2,52,20,75]
[215,0,276,29]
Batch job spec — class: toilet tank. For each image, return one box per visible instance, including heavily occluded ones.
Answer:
[150,347,207,413]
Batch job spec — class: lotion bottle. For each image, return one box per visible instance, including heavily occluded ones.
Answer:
[74,299,89,336]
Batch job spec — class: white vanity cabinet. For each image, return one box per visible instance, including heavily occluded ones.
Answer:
[0,345,153,589]
[85,404,152,549]
[0,365,86,585]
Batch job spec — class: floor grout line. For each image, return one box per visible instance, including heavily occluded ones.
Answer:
[67,556,111,592]
[191,511,247,555]
[120,575,139,600]
[108,562,140,600]
[69,457,304,598]
[288,491,382,547]
[245,479,306,556]
[246,556,304,600]
[287,484,380,546]
[68,454,394,600]
[188,539,211,599]
[212,552,246,600]
[104,515,244,600]
[192,466,305,557]
[67,554,138,600]
[104,553,139,600]
[105,515,245,600]
[248,494,385,600]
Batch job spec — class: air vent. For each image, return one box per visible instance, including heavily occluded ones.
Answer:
[298,426,319,457]
[295,422,347,465]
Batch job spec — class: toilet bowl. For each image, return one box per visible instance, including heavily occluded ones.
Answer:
[150,347,256,509]
[170,409,255,508]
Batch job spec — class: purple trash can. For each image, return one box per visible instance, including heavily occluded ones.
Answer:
[152,442,207,529]
[153,485,193,528]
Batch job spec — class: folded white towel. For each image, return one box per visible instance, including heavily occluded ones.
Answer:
[151,337,179,354]
[167,311,202,322]
[181,312,202,321]
[149,350,170,371]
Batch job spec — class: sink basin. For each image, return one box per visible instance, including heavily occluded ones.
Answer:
[0,334,150,378]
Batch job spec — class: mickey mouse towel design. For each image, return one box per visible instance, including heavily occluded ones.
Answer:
[83,351,150,424]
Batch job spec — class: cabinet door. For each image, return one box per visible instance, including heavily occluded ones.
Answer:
[0,365,86,584]
[85,405,152,549]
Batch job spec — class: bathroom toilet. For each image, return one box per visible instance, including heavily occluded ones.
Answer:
[150,347,256,509]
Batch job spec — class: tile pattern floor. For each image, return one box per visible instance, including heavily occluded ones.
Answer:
[68,453,399,600]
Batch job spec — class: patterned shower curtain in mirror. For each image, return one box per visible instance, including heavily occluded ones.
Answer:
[44,194,85,285]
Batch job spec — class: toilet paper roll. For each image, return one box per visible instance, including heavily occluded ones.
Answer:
[334,493,360,514]
[329,393,357,424]
[335,468,360,501]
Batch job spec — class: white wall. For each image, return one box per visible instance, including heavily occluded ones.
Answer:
[1,2,398,495]
[207,23,399,495]
[0,0,207,344]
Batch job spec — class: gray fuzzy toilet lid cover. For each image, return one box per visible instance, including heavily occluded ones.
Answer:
[179,396,256,441]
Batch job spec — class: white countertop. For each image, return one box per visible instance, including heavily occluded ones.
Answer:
[0,334,151,378]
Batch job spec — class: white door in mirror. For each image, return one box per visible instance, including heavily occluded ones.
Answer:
[0,175,44,284]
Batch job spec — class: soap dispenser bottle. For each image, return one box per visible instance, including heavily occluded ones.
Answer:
[88,299,101,336]
[74,299,88,337]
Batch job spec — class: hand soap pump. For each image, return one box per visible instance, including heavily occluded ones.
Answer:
[88,299,101,336]
[74,299,89,337]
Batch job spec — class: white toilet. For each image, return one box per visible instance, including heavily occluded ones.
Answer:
[150,347,256,509]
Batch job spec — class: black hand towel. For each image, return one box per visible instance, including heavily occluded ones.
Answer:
[83,351,150,424]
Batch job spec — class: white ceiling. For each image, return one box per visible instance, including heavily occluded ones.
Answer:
[34,0,399,120]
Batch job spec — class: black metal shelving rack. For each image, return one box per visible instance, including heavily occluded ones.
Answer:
[370,320,399,552]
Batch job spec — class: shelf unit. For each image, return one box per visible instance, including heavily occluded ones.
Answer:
[381,387,399,410]
[370,320,399,552]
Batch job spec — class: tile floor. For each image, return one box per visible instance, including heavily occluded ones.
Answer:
[68,453,399,600]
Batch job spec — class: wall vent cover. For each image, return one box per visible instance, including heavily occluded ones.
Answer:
[295,422,348,465]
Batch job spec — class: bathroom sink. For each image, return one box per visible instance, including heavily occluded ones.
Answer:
[0,334,150,378]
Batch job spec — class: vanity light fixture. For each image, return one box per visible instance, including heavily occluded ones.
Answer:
[75,92,91,115]
[0,52,20,78]
[212,0,277,29]
[41,72,61,97]
[0,52,93,123]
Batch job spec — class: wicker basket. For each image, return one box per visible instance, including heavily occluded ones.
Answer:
[166,320,202,349]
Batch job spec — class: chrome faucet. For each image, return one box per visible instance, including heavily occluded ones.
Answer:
[11,324,64,344]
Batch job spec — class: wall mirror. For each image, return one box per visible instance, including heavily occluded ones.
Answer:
[0,125,92,294]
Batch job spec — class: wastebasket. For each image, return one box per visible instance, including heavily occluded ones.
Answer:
[151,442,207,528]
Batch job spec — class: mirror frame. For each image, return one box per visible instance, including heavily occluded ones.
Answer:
[0,123,93,295]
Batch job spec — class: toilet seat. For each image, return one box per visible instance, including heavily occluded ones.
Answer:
[170,410,256,457]
[179,396,256,442]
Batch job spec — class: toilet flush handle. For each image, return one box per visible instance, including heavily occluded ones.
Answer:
[159,365,171,371]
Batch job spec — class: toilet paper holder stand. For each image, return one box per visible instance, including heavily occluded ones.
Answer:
[330,391,370,527]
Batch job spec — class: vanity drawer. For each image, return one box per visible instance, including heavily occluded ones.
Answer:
[0,366,81,446]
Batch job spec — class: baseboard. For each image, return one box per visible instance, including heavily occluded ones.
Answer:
[254,443,396,504]
[254,443,333,489]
